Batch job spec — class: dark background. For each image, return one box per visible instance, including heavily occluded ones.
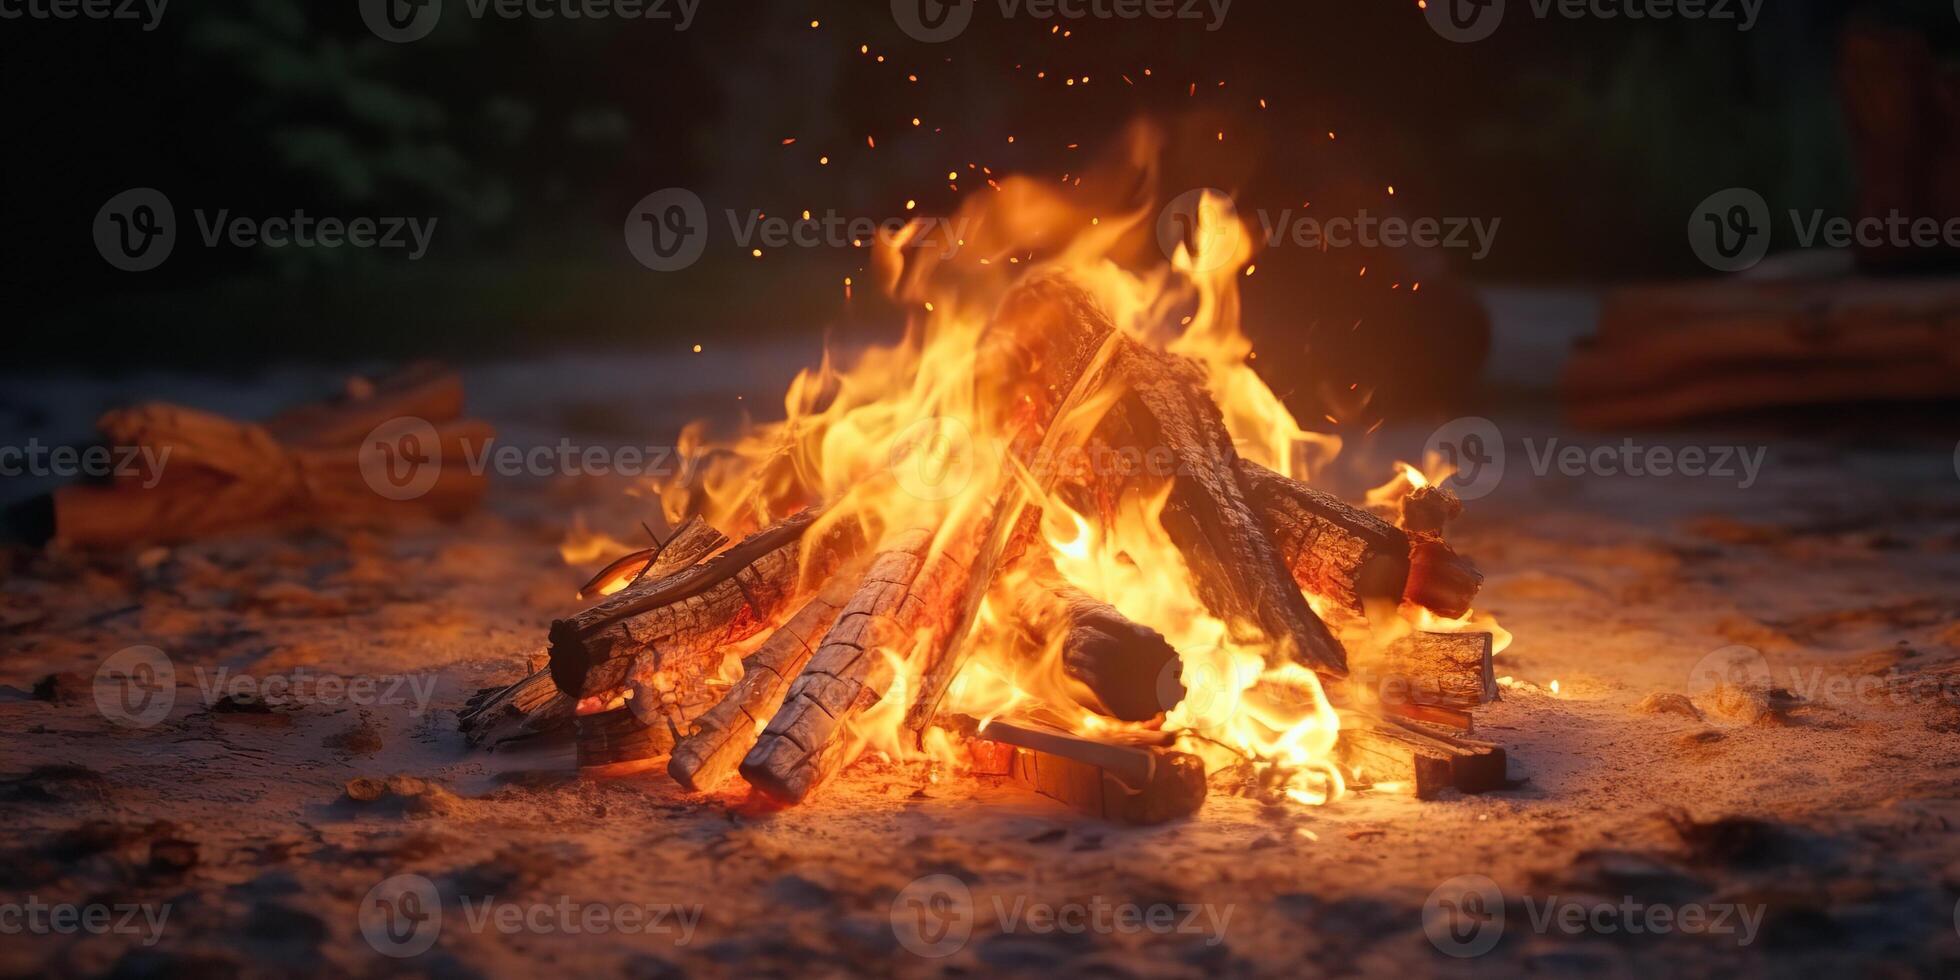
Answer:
[0,0,1938,372]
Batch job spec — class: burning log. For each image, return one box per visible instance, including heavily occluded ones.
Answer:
[1336,714,1507,800]
[740,525,985,803]
[576,516,728,601]
[667,576,856,792]
[1014,557,1182,722]
[742,276,1133,803]
[461,518,731,750]
[957,716,1206,824]
[1236,460,1411,617]
[547,510,824,704]
[1402,537,1483,621]
[1094,343,1349,675]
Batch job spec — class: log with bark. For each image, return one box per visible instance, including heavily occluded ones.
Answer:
[740,277,1132,804]
[1237,459,1410,617]
[1095,343,1350,675]
[1011,556,1183,722]
[546,509,832,706]
[461,518,730,750]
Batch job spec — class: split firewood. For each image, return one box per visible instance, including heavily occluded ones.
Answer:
[1332,631,1496,732]
[1013,557,1182,722]
[667,575,858,792]
[954,715,1206,824]
[265,362,465,447]
[547,509,829,705]
[1236,459,1411,617]
[1335,713,1507,799]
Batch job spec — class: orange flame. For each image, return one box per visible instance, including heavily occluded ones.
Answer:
[635,121,1496,807]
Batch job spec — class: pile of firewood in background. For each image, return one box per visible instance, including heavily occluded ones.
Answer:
[1564,278,1960,429]
[12,364,491,548]
[463,277,1509,823]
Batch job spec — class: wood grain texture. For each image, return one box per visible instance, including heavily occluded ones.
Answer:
[1106,342,1349,675]
[1237,460,1410,617]
[667,576,857,792]
[548,512,823,700]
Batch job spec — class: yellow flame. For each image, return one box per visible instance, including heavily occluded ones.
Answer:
[634,120,1499,809]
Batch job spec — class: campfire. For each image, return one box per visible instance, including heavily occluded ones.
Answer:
[461,125,1511,822]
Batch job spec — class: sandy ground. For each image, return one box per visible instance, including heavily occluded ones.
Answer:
[4,329,1960,978]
